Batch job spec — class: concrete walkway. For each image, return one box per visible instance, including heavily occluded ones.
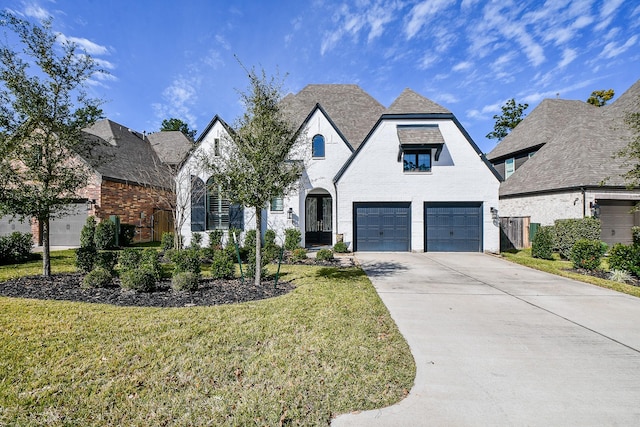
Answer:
[332,252,640,426]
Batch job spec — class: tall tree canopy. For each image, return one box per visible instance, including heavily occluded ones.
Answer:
[0,13,104,275]
[160,118,197,140]
[201,67,304,285]
[486,98,529,141]
[587,89,615,107]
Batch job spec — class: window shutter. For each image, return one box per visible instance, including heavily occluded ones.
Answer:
[229,204,244,230]
[191,176,206,231]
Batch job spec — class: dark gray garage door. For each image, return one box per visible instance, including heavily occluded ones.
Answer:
[354,202,411,251]
[425,202,482,252]
[49,203,87,246]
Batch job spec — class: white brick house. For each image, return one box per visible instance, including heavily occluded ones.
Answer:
[177,85,500,252]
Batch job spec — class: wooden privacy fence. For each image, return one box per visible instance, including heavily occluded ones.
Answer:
[500,216,531,251]
[152,210,174,242]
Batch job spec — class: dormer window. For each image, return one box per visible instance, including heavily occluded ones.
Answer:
[312,134,325,158]
[403,151,432,172]
[397,124,444,173]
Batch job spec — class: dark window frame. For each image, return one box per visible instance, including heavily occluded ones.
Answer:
[403,150,432,173]
[312,134,325,158]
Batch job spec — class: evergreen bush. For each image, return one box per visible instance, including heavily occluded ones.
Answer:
[171,248,201,276]
[95,250,118,275]
[118,224,136,246]
[95,220,116,250]
[80,216,96,249]
[191,232,203,249]
[570,239,604,270]
[531,226,554,260]
[141,248,162,280]
[118,248,142,272]
[161,232,174,251]
[316,248,334,261]
[82,267,113,289]
[291,247,307,262]
[211,248,235,279]
[208,230,223,249]
[333,241,349,253]
[284,228,301,251]
[553,218,601,259]
[120,269,156,292]
[75,246,97,273]
[171,271,199,291]
[608,243,640,276]
[0,232,33,264]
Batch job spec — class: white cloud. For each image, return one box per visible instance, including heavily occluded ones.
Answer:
[23,2,50,20]
[92,57,115,70]
[153,77,199,127]
[596,0,624,30]
[405,0,455,40]
[600,35,638,59]
[452,61,472,72]
[436,93,459,104]
[203,49,224,69]
[558,48,577,68]
[57,34,110,55]
[418,53,439,70]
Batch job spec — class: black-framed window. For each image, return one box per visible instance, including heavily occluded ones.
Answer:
[403,151,431,172]
[214,138,220,156]
[312,134,325,158]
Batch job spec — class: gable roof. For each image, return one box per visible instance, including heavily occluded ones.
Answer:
[81,119,170,188]
[385,88,451,115]
[280,84,385,150]
[486,99,596,161]
[497,78,639,197]
[146,131,192,166]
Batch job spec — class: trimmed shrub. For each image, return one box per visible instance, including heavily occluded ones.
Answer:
[118,248,142,272]
[208,230,223,249]
[141,248,162,280]
[120,269,156,292]
[633,226,640,245]
[211,248,235,279]
[531,226,554,260]
[0,232,33,264]
[171,271,199,292]
[244,230,257,253]
[570,239,604,270]
[333,241,349,253]
[191,232,203,249]
[316,248,334,261]
[80,216,96,249]
[82,267,113,289]
[291,247,307,262]
[284,228,301,251]
[119,224,136,247]
[171,248,201,276]
[161,232,174,251]
[553,218,601,259]
[75,246,97,273]
[96,251,119,275]
[95,220,116,250]
[263,229,281,262]
[608,243,640,276]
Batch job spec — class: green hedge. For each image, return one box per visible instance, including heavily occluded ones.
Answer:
[531,226,554,260]
[554,218,601,259]
[570,239,604,270]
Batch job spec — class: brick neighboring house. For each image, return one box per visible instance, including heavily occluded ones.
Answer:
[486,78,640,248]
[0,119,192,246]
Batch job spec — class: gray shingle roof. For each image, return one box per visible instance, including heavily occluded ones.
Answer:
[146,131,192,166]
[280,84,385,149]
[385,88,451,115]
[486,99,596,161]
[81,119,171,188]
[497,79,639,197]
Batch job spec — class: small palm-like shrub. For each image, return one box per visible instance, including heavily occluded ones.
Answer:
[120,269,156,292]
[609,269,633,283]
[191,232,203,249]
[570,239,604,270]
[316,248,334,261]
[82,267,113,289]
[171,271,199,292]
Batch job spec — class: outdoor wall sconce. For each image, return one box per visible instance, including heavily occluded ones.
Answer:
[86,199,96,211]
[490,207,499,220]
[287,207,293,220]
[590,201,600,218]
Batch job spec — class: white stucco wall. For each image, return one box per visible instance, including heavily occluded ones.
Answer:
[336,118,501,252]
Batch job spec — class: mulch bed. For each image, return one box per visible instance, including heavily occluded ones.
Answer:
[0,273,296,308]
[567,268,640,287]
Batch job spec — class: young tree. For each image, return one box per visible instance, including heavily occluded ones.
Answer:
[200,67,304,285]
[160,118,197,140]
[486,98,529,141]
[0,13,104,276]
[587,89,615,107]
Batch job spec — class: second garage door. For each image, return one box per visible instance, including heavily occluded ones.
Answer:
[354,202,411,251]
[425,202,482,252]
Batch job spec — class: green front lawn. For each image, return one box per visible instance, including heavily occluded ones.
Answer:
[502,249,640,298]
[0,253,415,425]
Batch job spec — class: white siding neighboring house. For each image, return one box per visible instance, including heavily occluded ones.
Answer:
[487,78,640,247]
[177,85,501,252]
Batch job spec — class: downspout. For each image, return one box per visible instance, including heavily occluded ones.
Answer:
[581,187,587,218]
[333,180,338,247]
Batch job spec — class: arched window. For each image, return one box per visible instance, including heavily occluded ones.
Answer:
[312,134,325,158]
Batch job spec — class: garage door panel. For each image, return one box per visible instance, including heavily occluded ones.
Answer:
[425,203,482,252]
[49,203,87,246]
[354,203,411,251]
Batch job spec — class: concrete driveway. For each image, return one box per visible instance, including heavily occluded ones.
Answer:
[332,252,640,426]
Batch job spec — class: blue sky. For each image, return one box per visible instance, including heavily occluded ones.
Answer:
[3,0,639,154]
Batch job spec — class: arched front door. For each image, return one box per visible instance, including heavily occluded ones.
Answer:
[305,194,332,246]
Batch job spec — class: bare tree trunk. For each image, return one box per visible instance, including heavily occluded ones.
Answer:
[42,216,51,277]
[254,207,262,286]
